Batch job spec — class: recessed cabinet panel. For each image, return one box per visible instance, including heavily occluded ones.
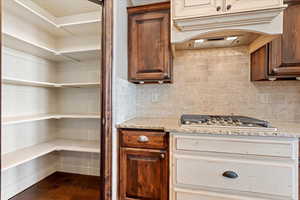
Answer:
[134,14,166,77]
[251,45,269,81]
[173,0,223,18]
[128,3,172,83]
[120,149,168,200]
[226,0,283,13]
[282,3,300,64]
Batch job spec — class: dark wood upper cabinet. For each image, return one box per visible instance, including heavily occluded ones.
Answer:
[119,129,169,200]
[251,1,300,81]
[128,2,172,84]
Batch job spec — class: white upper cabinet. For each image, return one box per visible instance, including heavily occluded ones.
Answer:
[172,0,286,43]
[225,0,284,13]
[173,0,224,19]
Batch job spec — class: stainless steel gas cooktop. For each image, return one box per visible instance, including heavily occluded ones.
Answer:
[180,115,276,130]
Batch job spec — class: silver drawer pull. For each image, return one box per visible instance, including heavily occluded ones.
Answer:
[138,135,149,143]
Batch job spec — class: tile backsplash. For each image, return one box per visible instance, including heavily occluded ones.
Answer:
[136,46,300,122]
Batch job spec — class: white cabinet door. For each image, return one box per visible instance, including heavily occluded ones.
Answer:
[225,0,283,13]
[173,0,224,19]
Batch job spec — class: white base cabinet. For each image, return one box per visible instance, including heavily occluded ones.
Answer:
[170,133,299,200]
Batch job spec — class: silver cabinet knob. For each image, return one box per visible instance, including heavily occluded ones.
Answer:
[160,153,165,159]
[138,135,149,143]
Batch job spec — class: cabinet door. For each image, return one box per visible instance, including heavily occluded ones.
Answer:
[282,3,300,65]
[225,0,283,13]
[128,5,171,82]
[269,2,300,75]
[119,148,168,200]
[251,45,269,81]
[173,0,223,19]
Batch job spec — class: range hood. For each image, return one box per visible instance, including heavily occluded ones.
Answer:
[175,31,260,50]
[171,0,286,51]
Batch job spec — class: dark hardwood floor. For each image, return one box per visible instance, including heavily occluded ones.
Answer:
[10,172,101,200]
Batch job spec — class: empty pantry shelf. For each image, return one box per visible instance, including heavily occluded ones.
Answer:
[2,32,101,62]
[3,114,101,125]
[2,77,57,87]
[2,139,100,171]
[60,82,101,88]
[2,77,101,88]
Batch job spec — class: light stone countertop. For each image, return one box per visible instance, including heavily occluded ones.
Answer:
[117,117,300,138]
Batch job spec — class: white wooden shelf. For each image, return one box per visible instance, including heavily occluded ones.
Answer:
[2,77,57,87]
[60,82,101,88]
[2,32,101,62]
[2,32,64,62]
[60,48,101,62]
[5,0,102,38]
[3,114,101,125]
[2,77,100,88]
[2,139,100,171]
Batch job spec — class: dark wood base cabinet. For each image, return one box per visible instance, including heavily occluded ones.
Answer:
[119,129,169,200]
[251,0,300,81]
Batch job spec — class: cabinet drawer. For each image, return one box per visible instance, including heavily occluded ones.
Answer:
[173,0,223,19]
[226,0,283,13]
[174,155,296,198]
[175,190,266,200]
[120,130,167,149]
[175,135,297,159]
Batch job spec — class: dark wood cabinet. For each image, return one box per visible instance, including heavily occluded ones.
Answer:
[251,1,300,81]
[128,2,172,84]
[119,129,169,200]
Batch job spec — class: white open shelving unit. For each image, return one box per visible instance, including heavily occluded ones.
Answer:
[2,0,102,199]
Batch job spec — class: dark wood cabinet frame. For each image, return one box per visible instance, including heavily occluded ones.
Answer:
[99,0,113,200]
[0,0,114,200]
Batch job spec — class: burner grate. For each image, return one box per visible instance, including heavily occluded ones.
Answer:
[181,115,271,128]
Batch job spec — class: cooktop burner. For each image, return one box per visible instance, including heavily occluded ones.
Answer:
[181,115,273,128]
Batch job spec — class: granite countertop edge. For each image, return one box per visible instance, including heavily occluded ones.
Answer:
[116,118,300,138]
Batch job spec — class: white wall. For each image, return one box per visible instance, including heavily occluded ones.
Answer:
[112,0,137,199]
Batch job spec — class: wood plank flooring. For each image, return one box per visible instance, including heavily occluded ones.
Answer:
[10,172,101,200]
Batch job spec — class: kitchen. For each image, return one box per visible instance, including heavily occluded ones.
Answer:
[115,0,300,200]
[1,0,300,200]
